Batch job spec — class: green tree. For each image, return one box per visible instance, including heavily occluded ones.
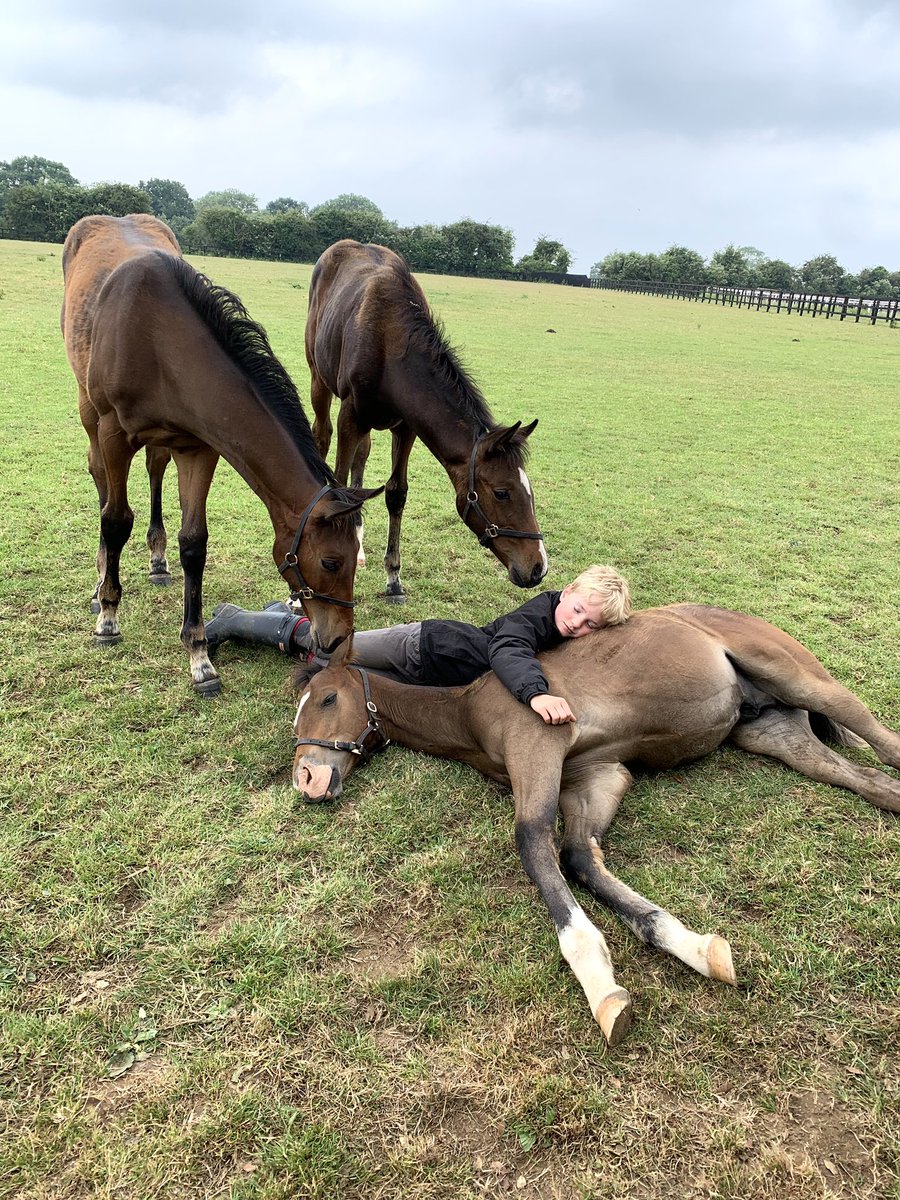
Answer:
[182,206,255,256]
[265,196,308,215]
[194,188,258,216]
[1,182,87,240]
[315,193,383,217]
[708,244,752,286]
[0,155,77,211]
[310,202,388,247]
[442,219,514,274]
[84,182,152,216]
[797,254,847,295]
[516,236,572,274]
[265,208,319,261]
[140,178,194,230]
[755,258,796,290]
[658,244,705,284]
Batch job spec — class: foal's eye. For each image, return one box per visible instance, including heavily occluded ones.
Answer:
[321,693,337,707]
[321,558,340,573]
[492,489,510,501]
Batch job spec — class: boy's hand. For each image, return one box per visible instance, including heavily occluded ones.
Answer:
[529,694,576,724]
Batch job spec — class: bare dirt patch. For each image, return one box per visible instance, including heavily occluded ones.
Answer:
[84,1053,175,1121]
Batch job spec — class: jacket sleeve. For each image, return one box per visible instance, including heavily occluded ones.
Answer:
[486,598,555,705]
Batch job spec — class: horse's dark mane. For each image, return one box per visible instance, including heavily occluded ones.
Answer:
[161,253,336,486]
[392,260,527,468]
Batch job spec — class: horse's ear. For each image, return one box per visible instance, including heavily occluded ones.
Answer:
[517,418,539,441]
[329,633,355,668]
[481,422,521,455]
[321,485,384,519]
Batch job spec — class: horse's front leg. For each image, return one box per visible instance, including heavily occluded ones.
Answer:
[93,413,137,644]
[310,373,334,460]
[383,425,416,603]
[145,446,173,586]
[559,762,737,986]
[349,432,371,569]
[506,751,632,1046]
[79,388,108,614]
[172,447,220,695]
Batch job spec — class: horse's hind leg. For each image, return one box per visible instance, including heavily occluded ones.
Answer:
[145,446,173,586]
[93,413,137,645]
[310,373,334,460]
[172,445,220,695]
[79,390,107,614]
[730,706,900,813]
[559,764,737,986]
[383,425,416,603]
[349,432,371,568]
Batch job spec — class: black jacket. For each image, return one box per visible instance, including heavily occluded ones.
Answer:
[417,591,564,704]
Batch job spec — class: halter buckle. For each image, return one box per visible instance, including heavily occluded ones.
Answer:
[484,524,499,539]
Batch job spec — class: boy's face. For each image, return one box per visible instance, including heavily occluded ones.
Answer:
[554,585,607,638]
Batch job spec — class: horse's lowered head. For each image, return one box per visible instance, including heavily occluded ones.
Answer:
[453,421,547,589]
[291,638,386,801]
[279,486,383,654]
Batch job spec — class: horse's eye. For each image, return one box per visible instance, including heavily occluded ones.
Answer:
[321,693,337,707]
[493,489,510,501]
[321,558,340,573]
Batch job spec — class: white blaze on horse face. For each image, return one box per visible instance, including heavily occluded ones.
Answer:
[520,468,548,574]
[356,520,366,568]
[293,690,311,729]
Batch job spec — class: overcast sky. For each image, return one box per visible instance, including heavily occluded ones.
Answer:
[3,0,899,274]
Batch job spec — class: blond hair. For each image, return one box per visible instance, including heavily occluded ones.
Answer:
[569,564,631,626]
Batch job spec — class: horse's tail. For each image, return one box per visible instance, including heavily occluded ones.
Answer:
[808,712,868,749]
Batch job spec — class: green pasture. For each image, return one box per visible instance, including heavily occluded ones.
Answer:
[1,238,898,1200]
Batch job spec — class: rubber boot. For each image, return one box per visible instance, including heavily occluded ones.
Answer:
[205,602,312,655]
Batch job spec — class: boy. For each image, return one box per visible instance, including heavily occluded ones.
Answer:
[205,565,631,724]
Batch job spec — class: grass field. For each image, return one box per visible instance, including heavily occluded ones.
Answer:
[1,237,898,1200]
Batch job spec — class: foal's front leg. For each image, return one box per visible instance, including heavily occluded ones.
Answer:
[506,753,632,1045]
[383,425,416,603]
[172,447,220,695]
[559,762,736,985]
[93,413,137,644]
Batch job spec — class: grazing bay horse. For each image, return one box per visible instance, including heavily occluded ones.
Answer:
[62,214,380,695]
[291,605,900,1044]
[305,239,547,601]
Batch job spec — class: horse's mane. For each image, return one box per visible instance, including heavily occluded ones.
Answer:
[161,253,336,487]
[389,259,528,468]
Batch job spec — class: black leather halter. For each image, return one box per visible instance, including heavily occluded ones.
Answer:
[461,433,545,547]
[292,666,390,765]
[278,484,357,609]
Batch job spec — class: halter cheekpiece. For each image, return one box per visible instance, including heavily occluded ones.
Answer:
[292,666,390,766]
[278,484,357,609]
[461,432,545,547]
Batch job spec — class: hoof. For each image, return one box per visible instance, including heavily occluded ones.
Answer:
[594,988,633,1047]
[383,591,407,605]
[706,936,737,986]
[149,572,173,587]
[193,676,222,698]
[90,599,101,614]
[91,630,122,646]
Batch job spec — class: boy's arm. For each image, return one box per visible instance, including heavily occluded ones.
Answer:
[486,598,557,708]
[529,694,576,724]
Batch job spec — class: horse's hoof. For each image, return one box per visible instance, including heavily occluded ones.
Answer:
[149,572,174,587]
[91,630,122,646]
[90,599,101,614]
[384,591,407,605]
[193,676,222,698]
[594,988,633,1047]
[705,936,737,986]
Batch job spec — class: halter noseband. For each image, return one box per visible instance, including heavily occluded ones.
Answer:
[278,484,357,609]
[461,432,545,547]
[292,666,390,766]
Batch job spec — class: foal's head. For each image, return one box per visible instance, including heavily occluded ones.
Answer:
[454,421,548,589]
[291,639,383,802]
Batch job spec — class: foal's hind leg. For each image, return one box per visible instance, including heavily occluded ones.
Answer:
[145,446,173,586]
[80,389,108,614]
[730,706,900,813]
[383,425,416,603]
[559,763,737,986]
[349,432,371,568]
[172,446,220,695]
[93,413,137,645]
[310,373,334,460]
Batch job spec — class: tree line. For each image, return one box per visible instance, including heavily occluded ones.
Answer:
[0,155,573,279]
[592,244,900,300]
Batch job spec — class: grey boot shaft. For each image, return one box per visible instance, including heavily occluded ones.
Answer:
[205,602,310,655]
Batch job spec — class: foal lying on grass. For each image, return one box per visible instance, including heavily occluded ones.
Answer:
[291,605,900,1045]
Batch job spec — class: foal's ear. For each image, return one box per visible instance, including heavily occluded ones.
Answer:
[482,420,538,455]
[321,485,384,519]
[517,418,539,441]
[329,633,355,668]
